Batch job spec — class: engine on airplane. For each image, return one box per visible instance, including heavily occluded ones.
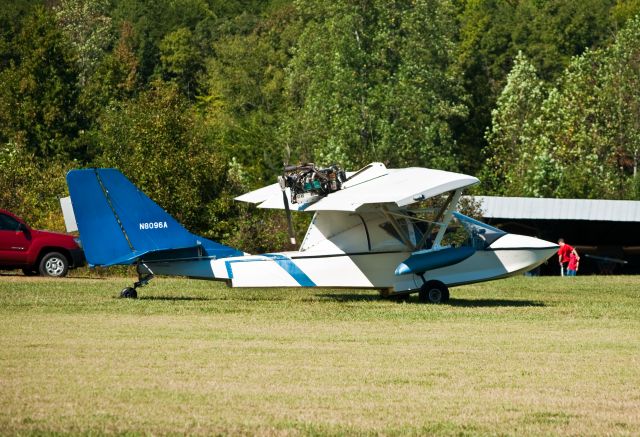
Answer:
[278,163,347,204]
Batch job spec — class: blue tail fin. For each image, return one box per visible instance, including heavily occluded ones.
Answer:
[67,168,243,266]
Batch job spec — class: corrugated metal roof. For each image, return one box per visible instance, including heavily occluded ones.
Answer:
[472,196,640,222]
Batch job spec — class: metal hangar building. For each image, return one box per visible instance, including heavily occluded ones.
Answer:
[473,196,640,275]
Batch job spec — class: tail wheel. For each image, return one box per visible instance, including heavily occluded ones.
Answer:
[120,287,138,299]
[418,281,450,304]
[39,252,69,277]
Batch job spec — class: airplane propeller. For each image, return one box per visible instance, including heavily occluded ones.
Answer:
[278,169,296,247]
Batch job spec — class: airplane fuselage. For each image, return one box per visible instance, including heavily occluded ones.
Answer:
[140,211,558,294]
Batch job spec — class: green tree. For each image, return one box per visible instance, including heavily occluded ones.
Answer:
[483,52,548,195]
[0,6,84,158]
[0,142,71,231]
[0,0,43,69]
[159,27,202,97]
[454,0,622,174]
[55,0,115,86]
[109,0,216,88]
[611,0,640,28]
[484,15,640,199]
[81,21,139,116]
[94,81,230,236]
[202,2,303,185]
[283,0,466,170]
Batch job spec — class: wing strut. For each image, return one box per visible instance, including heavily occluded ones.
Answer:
[432,189,462,249]
[416,191,455,250]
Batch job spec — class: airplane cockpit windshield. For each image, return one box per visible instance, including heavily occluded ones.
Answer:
[451,212,506,249]
[373,192,506,252]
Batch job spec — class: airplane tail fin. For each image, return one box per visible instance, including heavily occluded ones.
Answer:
[66,168,243,267]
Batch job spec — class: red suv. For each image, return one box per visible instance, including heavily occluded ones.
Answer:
[0,209,85,277]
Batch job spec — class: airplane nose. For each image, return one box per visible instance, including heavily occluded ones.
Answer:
[490,233,558,251]
[488,234,559,274]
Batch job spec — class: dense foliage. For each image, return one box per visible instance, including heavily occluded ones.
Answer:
[284,0,465,170]
[1,0,639,250]
[484,15,640,199]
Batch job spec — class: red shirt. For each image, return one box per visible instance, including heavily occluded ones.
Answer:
[568,253,578,270]
[558,244,574,263]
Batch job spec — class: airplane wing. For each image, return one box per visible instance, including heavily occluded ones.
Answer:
[235,184,307,211]
[235,163,479,212]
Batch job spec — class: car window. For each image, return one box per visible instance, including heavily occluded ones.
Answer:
[0,213,20,231]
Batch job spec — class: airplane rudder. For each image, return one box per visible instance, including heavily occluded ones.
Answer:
[66,168,135,265]
[68,168,244,263]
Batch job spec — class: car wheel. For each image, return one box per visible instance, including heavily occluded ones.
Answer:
[39,252,69,278]
[22,268,39,276]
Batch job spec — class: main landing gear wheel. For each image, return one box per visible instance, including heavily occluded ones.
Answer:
[418,281,450,304]
[120,287,138,299]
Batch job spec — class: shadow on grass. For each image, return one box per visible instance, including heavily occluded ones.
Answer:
[66,276,107,280]
[0,273,35,278]
[316,293,545,307]
[447,298,545,308]
[315,293,380,302]
[0,273,106,280]
[138,296,212,302]
[137,295,291,303]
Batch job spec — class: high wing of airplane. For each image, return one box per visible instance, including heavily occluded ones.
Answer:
[63,163,558,302]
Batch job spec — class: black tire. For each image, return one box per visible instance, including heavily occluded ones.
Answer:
[22,268,38,276]
[418,281,449,304]
[120,287,138,299]
[39,252,69,277]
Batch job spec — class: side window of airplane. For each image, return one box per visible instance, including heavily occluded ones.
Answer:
[379,222,402,243]
[377,219,420,250]
[364,213,408,252]
[439,222,468,248]
[452,212,506,249]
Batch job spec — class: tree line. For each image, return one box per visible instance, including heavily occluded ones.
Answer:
[1,0,639,252]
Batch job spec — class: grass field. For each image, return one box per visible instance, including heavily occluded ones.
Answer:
[0,274,639,436]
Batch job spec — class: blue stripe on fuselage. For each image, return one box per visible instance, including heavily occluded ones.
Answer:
[224,254,316,287]
[262,254,315,286]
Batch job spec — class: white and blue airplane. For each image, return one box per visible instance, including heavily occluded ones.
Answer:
[64,163,558,303]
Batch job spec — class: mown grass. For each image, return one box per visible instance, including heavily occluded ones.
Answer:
[0,274,639,436]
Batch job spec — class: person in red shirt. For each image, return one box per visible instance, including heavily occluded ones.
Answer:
[558,238,579,276]
[567,251,580,276]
